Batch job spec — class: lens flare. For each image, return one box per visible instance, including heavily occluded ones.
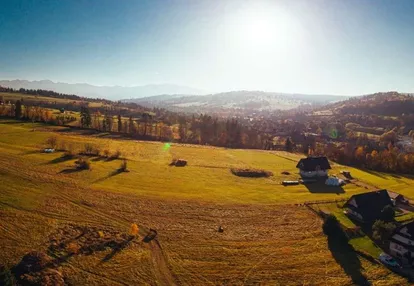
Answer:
[163,143,171,151]
[330,128,338,139]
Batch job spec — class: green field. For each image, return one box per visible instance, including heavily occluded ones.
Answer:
[0,119,411,285]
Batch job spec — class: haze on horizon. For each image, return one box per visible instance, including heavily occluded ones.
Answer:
[1,0,414,96]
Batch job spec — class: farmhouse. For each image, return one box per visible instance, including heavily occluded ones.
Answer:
[343,190,393,223]
[296,156,331,178]
[389,221,414,265]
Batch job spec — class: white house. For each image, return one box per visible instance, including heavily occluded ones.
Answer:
[390,222,414,265]
[296,156,331,178]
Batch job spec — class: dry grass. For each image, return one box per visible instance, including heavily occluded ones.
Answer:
[0,120,411,285]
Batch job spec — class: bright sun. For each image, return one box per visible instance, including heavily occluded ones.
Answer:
[228,3,295,49]
[245,15,276,44]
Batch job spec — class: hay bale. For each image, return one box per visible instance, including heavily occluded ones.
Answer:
[230,168,273,178]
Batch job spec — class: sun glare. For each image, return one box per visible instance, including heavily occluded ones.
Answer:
[225,3,299,54]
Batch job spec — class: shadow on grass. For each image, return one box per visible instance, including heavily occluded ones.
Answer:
[93,169,123,183]
[362,169,389,180]
[328,236,369,286]
[142,229,157,243]
[304,181,345,194]
[47,155,74,164]
[20,149,42,155]
[91,156,106,162]
[58,168,83,174]
[101,236,135,262]
[390,174,402,179]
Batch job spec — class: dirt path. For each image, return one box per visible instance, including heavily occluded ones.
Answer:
[149,239,176,286]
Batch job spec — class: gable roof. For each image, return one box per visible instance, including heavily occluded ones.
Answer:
[344,189,393,221]
[296,156,331,171]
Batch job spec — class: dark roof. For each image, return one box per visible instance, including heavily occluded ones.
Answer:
[394,221,414,238]
[296,156,331,171]
[344,189,393,222]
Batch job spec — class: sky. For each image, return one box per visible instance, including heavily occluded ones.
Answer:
[1,0,414,95]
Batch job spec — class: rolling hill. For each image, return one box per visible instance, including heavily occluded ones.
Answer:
[126,90,347,113]
[0,79,206,100]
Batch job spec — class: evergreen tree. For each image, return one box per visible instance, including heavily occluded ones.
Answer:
[117,114,122,132]
[285,137,293,152]
[15,100,22,119]
[80,106,91,128]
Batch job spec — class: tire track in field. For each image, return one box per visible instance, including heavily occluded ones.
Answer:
[66,263,129,286]
[1,149,176,286]
[148,239,177,286]
[53,191,178,286]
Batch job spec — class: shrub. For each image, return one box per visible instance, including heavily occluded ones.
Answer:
[75,158,91,170]
[66,242,81,254]
[119,159,128,172]
[110,150,121,159]
[46,136,58,149]
[372,220,396,243]
[14,251,51,275]
[63,144,76,158]
[57,141,66,152]
[83,143,99,156]
[230,168,273,178]
[130,223,139,236]
[102,149,110,158]
[84,143,93,155]
[0,264,15,286]
[381,205,395,222]
[170,158,187,167]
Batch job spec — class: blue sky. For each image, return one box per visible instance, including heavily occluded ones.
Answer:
[1,0,414,95]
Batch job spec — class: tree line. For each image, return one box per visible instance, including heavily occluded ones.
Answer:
[0,86,110,103]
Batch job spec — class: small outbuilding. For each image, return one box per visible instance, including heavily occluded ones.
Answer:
[325,176,345,186]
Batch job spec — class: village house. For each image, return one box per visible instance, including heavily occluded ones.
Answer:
[389,221,414,265]
[296,156,331,178]
[343,190,393,223]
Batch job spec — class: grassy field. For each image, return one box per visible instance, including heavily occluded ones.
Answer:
[0,91,106,108]
[0,119,411,285]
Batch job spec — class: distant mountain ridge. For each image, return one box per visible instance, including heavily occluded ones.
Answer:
[125,91,347,113]
[0,79,206,100]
